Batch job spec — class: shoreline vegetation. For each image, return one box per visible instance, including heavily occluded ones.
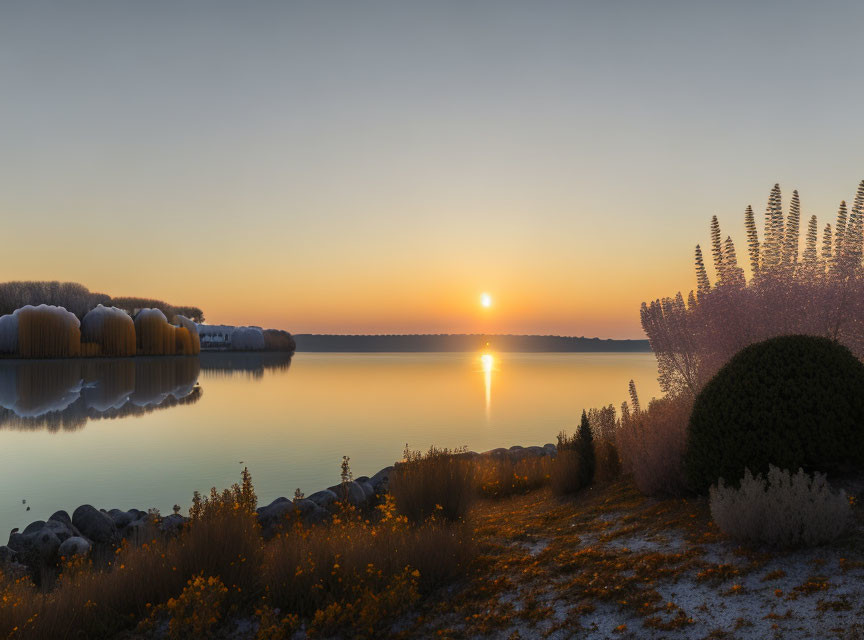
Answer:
[0,281,297,360]
[1,436,861,639]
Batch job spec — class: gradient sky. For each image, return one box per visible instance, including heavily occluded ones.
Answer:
[2,1,863,338]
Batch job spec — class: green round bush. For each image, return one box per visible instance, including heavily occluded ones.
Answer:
[685,335,864,493]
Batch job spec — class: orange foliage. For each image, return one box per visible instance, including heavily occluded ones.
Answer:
[174,327,194,355]
[81,310,136,357]
[173,316,201,355]
[80,342,101,357]
[135,311,176,356]
[16,308,81,358]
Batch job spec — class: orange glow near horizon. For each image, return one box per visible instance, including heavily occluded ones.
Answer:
[2,3,863,340]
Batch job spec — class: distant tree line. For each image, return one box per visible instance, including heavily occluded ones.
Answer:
[291,334,650,352]
[0,281,204,323]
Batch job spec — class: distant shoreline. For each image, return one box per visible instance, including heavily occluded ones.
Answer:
[292,334,651,353]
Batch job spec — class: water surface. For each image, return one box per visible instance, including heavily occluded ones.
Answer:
[0,352,660,533]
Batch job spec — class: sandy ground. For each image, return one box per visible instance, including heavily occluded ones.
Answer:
[397,481,864,640]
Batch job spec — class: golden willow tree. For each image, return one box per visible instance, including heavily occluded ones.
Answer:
[641,180,864,396]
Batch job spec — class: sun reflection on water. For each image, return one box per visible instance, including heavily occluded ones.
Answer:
[481,353,494,416]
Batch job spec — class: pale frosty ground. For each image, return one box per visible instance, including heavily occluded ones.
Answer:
[400,489,864,640]
[459,529,863,639]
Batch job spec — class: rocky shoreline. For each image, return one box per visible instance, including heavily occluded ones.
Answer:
[1,443,558,575]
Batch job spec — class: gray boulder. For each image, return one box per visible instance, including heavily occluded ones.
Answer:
[307,489,339,510]
[7,532,28,553]
[370,466,394,493]
[72,505,118,544]
[356,480,375,502]
[28,528,61,564]
[58,536,91,558]
[291,499,319,515]
[256,496,290,514]
[108,509,138,529]
[543,443,558,457]
[482,447,509,458]
[327,482,367,507]
[22,520,46,535]
[48,511,73,528]
[121,519,151,545]
[44,519,78,542]
[257,498,296,533]
[303,507,331,526]
[0,545,17,565]
[159,514,187,534]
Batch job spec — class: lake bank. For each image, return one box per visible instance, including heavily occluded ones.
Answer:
[0,353,660,535]
[2,468,861,639]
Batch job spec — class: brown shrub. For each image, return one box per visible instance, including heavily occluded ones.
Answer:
[476,455,552,498]
[617,394,693,496]
[0,470,472,640]
[550,431,583,496]
[594,438,622,484]
[391,446,476,523]
[263,497,471,634]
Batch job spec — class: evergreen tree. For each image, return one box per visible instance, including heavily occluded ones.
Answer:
[803,214,819,267]
[847,184,864,272]
[822,223,833,269]
[577,409,595,488]
[710,215,724,279]
[784,190,800,266]
[744,205,760,276]
[763,184,783,270]
[694,244,711,293]
[628,379,641,414]
[834,201,847,272]
[723,236,744,285]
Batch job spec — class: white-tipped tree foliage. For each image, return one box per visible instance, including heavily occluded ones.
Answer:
[642,180,864,395]
[744,205,760,276]
[693,245,710,294]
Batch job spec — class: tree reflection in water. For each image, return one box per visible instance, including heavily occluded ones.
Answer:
[0,357,201,432]
[0,352,294,431]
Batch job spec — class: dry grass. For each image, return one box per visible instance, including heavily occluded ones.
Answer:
[476,455,552,499]
[594,438,622,484]
[391,446,477,523]
[617,394,693,496]
[710,466,851,547]
[0,470,472,640]
[551,432,583,496]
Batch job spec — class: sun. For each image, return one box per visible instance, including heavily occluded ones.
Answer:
[480,293,492,308]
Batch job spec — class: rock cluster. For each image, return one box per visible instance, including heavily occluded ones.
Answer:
[2,444,557,573]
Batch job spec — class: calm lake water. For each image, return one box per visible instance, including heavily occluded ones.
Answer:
[0,352,660,533]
